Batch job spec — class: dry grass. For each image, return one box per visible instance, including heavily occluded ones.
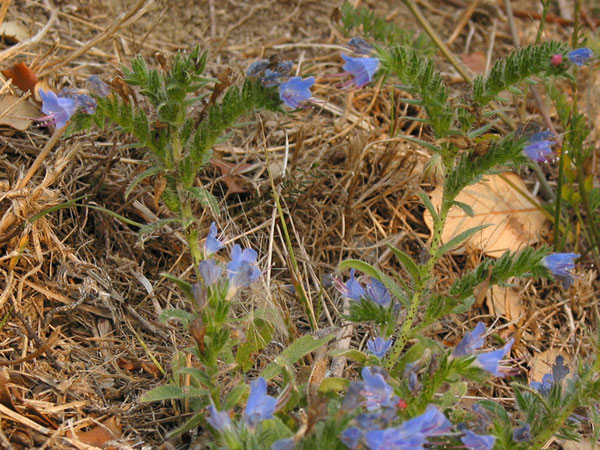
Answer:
[0,0,598,448]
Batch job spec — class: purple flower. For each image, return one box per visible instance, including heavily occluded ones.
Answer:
[567,48,593,66]
[341,427,363,449]
[404,404,452,437]
[453,322,486,357]
[205,222,224,255]
[244,377,277,429]
[360,367,397,411]
[531,373,554,395]
[207,404,232,432]
[513,423,531,442]
[348,37,374,55]
[38,89,77,129]
[364,427,426,450]
[341,54,379,88]
[227,244,261,297]
[279,76,314,109]
[365,278,391,307]
[461,429,495,450]
[199,259,222,286]
[336,269,366,301]
[523,140,554,162]
[87,75,110,97]
[271,438,295,450]
[543,253,579,288]
[473,339,514,377]
[247,59,270,77]
[367,337,393,358]
[404,363,422,394]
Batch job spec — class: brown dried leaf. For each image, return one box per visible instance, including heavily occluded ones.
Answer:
[461,52,487,74]
[424,173,547,257]
[0,94,38,130]
[70,416,121,448]
[485,285,524,321]
[2,62,37,93]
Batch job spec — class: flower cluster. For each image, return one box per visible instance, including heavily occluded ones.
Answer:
[198,222,261,299]
[542,252,579,288]
[336,269,391,307]
[523,129,556,162]
[453,322,514,377]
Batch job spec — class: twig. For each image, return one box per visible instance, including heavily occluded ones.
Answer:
[446,0,480,47]
[0,10,57,63]
[0,0,11,28]
[16,126,66,190]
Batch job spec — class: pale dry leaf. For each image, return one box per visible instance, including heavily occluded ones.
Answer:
[485,285,524,322]
[0,94,38,130]
[424,172,547,257]
[0,21,30,43]
[557,437,596,450]
[529,348,569,385]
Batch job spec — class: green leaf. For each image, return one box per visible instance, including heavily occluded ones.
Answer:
[435,224,491,258]
[388,246,421,284]
[187,186,220,215]
[176,367,213,389]
[125,166,162,200]
[159,308,195,326]
[318,377,351,393]
[160,272,195,301]
[397,134,442,154]
[165,412,204,439]
[328,349,366,364]
[261,333,334,380]
[453,201,474,217]
[224,383,248,410]
[418,190,438,222]
[140,384,205,402]
[467,121,500,139]
[236,318,274,372]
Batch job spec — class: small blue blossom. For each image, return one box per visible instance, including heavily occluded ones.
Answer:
[567,48,593,66]
[453,322,486,357]
[348,37,374,55]
[365,278,391,307]
[271,438,295,450]
[341,427,363,449]
[404,363,422,394]
[275,60,294,75]
[263,69,285,87]
[360,367,397,411]
[543,253,579,288]
[244,377,277,429]
[531,373,554,395]
[199,259,222,286]
[523,140,554,162]
[473,339,514,377]
[404,404,452,437]
[205,222,225,255]
[367,337,393,358]
[226,244,261,297]
[552,355,570,383]
[247,59,270,77]
[207,404,232,432]
[513,423,531,442]
[87,75,110,97]
[38,89,77,129]
[279,76,315,109]
[364,427,426,450]
[341,54,379,88]
[461,429,495,450]
[336,269,366,301]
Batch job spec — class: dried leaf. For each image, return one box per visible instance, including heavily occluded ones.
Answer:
[211,159,251,193]
[486,285,524,321]
[424,173,547,257]
[529,348,569,385]
[462,52,487,74]
[70,416,121,448]
[0,94,38,130]
[0,21,30,44]
[2,62,38,94]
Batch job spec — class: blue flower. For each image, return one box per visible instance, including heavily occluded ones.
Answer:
[336,269,366,301]
[567,48,593,66]
[87,75,110,97]
[404,404,452,437]
[226,244,261,298]
[275,60,294,75]
[247,59,270,77]
[531,373,554,395]
[360,367,397,411]
[199,259,222,286]
[461,429,495,450]
[453,322,486,357]
[205,222,225,255]
[364,427,426,450]
[552,355,570,383]
[207,404,232,432]
[523,140,554,162]
[365,278,391,307]
[341,54,379,88]
[348,37,374,55]
[263,69,285,87]
[244,377,277,429]
[512,423,531,442]
[367,337,393,358]
[473,339,514,377]
[38,89,77,129]
[341,427,363,449]
[271,438,295,450]
[279,76,314,109]
[543,253,579,288]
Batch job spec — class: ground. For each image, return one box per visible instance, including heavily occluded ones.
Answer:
[0,0,598,448]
